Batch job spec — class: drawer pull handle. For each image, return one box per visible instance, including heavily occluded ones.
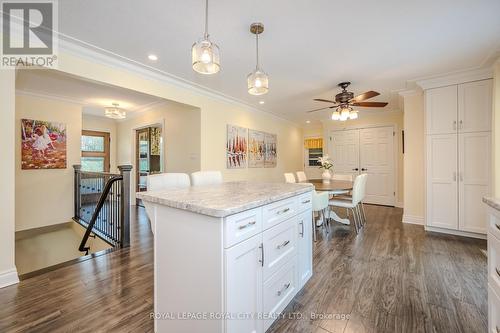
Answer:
[496,223,500,231]
[277,240,290,249]
[259,243,264,267]
[496,267,500,278]
[301,200,311,204]
[238,221,256,230]
[299,221,304,237]
[276,207,290,215]
[276,282,291,296]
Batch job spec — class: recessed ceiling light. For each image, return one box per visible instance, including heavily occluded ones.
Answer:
[148,54,158,61]
[306,120,311,124]
[259,101,265,105]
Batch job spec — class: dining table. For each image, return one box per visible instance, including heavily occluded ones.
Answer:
[300,179,354,225]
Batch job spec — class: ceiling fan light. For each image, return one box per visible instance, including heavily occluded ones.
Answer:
[247,69,269,95]
[349,110,358,120]
[192,38,220,74]
[331,111,340,120]
[340,107,350,119]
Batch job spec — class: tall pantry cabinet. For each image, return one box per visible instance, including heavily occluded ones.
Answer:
[425,79,492,235]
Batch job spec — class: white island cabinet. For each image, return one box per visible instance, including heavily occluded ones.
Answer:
[137,182,314,333]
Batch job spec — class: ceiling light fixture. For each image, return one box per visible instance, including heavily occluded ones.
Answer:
[259,101,265,105]
[104,103,126,119]
[192,0,220,74]
[306,120,311,124]
[248,23,269,95]
[148,54,158,61]
[331,105,358,121]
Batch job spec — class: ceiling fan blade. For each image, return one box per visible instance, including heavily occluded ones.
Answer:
[351,102,388,108]
[313,98,337,104]
[351,91,380,102]
[306,105,336,113]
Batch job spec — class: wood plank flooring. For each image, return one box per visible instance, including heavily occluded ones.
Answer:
[0,205,487,333]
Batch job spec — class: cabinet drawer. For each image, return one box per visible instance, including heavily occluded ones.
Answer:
[262,217,297,280]
[488,233,500,297]
[262,197,297,230]
[224,207,262,248]
[489,212,500,242]
[263,258,297,332]
[297,192,312,213]
[489,285,500,333]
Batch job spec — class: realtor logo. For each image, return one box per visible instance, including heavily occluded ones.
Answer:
[1,0,58,68]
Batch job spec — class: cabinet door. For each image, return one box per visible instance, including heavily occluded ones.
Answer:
[426,134,458,230]
[425,85,458,135]
[458,132,491,234]
[225,234,263,333]
[297,210,313,289]
[458,79,492,133]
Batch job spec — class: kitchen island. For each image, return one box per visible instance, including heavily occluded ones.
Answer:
[137,181,314,333]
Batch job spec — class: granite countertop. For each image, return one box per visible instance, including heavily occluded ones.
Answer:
[483,196,500,212]
[136,181,314,218]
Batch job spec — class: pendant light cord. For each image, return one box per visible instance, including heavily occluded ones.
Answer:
[204,0,209,38]
[256,32,259,69]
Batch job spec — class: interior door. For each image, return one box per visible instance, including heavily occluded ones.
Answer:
[359,127,395,206]
[329,129,360,177]
[458,132,491,233]
[426,134,458,230]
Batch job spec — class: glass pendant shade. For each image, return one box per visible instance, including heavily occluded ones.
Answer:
[247,69,269,95]
[331,111,340,120]
[340,107,350,121]
[192,37,220,74]
[349,110,358,120]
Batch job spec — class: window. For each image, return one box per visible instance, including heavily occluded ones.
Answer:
[81,130,110,172]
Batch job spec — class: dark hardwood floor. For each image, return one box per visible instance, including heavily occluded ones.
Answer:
[0,205,487,333]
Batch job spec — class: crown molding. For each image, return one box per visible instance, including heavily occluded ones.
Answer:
[16,88,86,106]
[415,67,493,90]
[57,34,300,127]
[397,88,423,97]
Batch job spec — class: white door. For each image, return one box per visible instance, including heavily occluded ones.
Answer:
[426,134,458,230]
[359,127,395,206]
[458,79,493,133]
[329,129,360,177]
[458,132,491,233]
[297,210,312,289]
[425,85,458,135]
[225,234,263,333]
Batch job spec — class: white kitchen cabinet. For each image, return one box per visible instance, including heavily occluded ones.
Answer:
[458,79,493,133]
[485,199,500,333]
[297,210,312,289]
[425,85,457,135]
[225,234,264,333]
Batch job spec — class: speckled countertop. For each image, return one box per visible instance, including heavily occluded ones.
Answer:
[136,181,314,218]
[483,196,500,212]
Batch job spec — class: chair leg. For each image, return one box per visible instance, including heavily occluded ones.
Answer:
[350,208,359,234]
[355,205,363,228]
[361,202,367,224]
[321,209,329,234]
[312,212,317,242]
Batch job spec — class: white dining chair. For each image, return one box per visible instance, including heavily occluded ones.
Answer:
[191,171,223,186]
[146,173,191,235]
[296,171,307,182]
[284,173,296,183]
[328,174,364,234]
[312,191,329,241]
[331,173,354,181]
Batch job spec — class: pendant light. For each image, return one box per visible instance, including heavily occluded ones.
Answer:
[192,0,220,74]
[247,23,269,95]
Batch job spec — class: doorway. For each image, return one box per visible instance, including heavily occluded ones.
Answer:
[329,126,396,206]
[136,126,162,206]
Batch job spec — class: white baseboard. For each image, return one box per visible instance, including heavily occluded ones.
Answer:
[424,226,487,240]
[395,201,404,208]
[402,214,424,225]
[0,268,19,289]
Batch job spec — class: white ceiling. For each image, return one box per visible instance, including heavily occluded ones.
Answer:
[55,0,500,123]
[16,69,169,118]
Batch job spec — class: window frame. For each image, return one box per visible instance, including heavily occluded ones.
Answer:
[81,130,110,172]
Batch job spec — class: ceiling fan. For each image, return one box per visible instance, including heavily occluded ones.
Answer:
[307,82,388,121]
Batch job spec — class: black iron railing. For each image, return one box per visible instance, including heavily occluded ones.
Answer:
[73,165,132,254]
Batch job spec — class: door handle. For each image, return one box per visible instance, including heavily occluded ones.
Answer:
[259,243,264,267]
[352,168,359,171]
[361,168,367,171]
[459,120,463,129]
[276,240,290,249]
[299,221,304,237]
[453,120,457,130]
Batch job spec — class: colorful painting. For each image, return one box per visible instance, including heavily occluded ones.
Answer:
[264,133,277,168]
[248,129,265,168]
[226,125,247,169]
[21,119,67,169]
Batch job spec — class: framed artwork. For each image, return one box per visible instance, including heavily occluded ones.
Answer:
[248,130,265,168]
[226,125,247,169]
[21,119,67,169]
[264,133,277,168]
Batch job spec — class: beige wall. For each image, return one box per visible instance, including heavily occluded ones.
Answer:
[15,94,82,231]
[82,114,118,172]
[322,111,405,206]
[116,102,201,199]
[0,70,18,287]
[494,60,500,196]
[401,91,425,222]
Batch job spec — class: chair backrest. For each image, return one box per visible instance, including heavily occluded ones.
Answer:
[331,173,354,181]
[312,191,329,211]
[296,171,307,182]
[190,171,223,186]
[147,173,190,191]
[351,174,365,204]
[284,173,296,183]
[359,173,368,201]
